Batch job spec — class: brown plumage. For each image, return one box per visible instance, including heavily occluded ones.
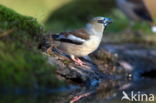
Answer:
[60,29,90,40]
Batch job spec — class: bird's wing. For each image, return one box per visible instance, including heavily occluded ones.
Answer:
[52,29,90,45]
[127,0,143,4]
[128,0,153,21]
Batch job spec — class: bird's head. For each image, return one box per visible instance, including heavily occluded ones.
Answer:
[92,16,112,27]
[86,17,112,34]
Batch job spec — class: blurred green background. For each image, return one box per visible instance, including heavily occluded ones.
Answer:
[0,0,154,33]
[0,0,156,103]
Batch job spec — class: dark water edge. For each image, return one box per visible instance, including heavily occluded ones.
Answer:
[1,78,155,103]
[0,85,79,103]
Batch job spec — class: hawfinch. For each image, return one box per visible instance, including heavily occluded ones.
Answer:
[116,0,152,21]
[52,17,112,66]
[116,0,156,32]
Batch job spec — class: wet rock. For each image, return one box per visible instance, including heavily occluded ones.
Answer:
[46,52,106,85]
[103,43,156,78]
[90,47,125,75]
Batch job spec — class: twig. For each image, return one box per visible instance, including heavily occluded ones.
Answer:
[0,28,15,38]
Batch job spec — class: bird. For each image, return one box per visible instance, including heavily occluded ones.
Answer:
[50,17,112,66]
[116,0,156,32]
[116,0,152,21]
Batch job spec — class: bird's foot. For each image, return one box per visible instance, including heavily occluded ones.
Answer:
[74,58,85,65]
[72,58,88,68]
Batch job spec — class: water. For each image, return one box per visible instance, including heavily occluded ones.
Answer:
[1,78,156,103]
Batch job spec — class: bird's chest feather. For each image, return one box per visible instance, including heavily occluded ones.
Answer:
[74,35,102,56]
[61,35,102,56]
[83,36,101,51]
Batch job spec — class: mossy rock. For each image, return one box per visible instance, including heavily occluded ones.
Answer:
[0,5,64,90]
[0,4,44,41]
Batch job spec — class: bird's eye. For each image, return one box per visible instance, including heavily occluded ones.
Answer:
[97,20,103,23]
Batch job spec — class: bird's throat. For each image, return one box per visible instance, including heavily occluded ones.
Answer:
[86,23,104,35]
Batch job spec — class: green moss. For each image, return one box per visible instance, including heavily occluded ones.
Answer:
[0,42,64,89]
[0,5,64,89]
[0,4,43,39]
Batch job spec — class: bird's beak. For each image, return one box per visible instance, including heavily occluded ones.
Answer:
[103,18,112,27]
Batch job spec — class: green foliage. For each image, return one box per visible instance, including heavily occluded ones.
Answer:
[0,5,64,90]
[46,0,115,32]
[106,9,129,32]
[108,9,152,33]
[45,1,152,34]
[131,22,152,33]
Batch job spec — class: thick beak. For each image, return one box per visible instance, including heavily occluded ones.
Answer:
[104,18,112,26]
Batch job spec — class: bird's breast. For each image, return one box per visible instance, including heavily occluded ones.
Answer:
[60,35,102,57]
[76,35,102,56]
[84,35,101,51]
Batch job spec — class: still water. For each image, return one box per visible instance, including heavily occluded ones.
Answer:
[1,76,156,103]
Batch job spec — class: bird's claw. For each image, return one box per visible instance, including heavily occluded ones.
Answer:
[73,58,89,68]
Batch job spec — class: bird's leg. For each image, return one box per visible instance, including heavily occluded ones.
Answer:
[70,55,86,66]
[75,58,85,65]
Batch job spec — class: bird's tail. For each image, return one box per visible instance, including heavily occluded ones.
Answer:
[52,48,70,58]
[52,34,60,40]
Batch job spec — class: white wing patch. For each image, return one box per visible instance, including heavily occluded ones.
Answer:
[67,34,86,42]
